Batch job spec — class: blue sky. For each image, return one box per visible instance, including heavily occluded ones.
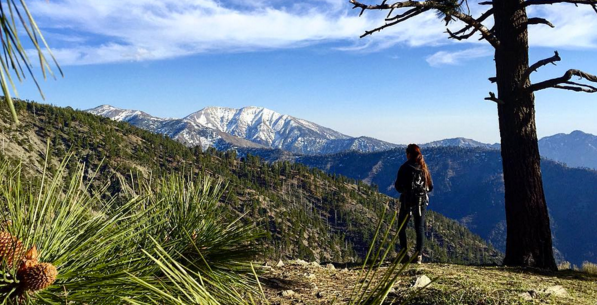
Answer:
[14,0,597,144]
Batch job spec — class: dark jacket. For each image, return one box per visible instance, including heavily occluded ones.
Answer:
[394,160,434,199]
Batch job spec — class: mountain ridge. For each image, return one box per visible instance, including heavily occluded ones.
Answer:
[87,105,403,155]
[89,105,597,171]
[538,130,597,170]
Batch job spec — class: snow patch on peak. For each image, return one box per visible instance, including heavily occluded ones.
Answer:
[87,104,121,115]
[87,104,402,155]
[87,105,163,123]
[182,105,351,150]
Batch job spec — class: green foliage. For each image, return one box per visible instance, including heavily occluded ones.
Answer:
[0,1,62,122]
[434,0,465,23]
[125,238,256,305]
[0,157,259,304]
[126,172,262,295]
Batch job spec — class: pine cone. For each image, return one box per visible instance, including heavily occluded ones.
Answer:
[0,231,24,266]
[18,246,39,278]
[0,233,58,292]
[21,263,58,292]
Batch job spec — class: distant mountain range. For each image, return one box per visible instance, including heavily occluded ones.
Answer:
[267,147,596,265]
[538,130,597,170]
[88,105,401,155]
[82,103,597,264]
[421,138,500,150]
[88,105,597,171]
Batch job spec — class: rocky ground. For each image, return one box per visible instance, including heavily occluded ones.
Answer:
[258,260,597,305]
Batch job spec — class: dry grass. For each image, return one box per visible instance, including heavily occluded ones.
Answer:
[581,261,597,275]
[558,261,571,270]
[260,261,597,305]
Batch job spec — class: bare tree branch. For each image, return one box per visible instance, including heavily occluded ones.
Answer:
[350,0,501,47]
[386,7,420,21]
[450,11,500,47]
[446,27,478,40]
[527,69,597,92]
[360,7,431,38]
[460,0,472,15]
[527,17,555,27]
[485,92,505,104]
[478,0,596,6]
[553,84,597,92]
[451,8,494,35]
[446,8,494,41]
[524,0,597,6]
[524,0,597,14]
[565,80,597,90]
[520,51,561,88]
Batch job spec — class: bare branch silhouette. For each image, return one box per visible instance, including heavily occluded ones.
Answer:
[528,69,597,92]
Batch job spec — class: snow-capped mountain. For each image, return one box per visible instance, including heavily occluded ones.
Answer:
[90,105,167,131]
[87,105,400,155]
[88,105,265,151]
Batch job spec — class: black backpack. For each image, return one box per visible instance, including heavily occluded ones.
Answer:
[406,169,427,208]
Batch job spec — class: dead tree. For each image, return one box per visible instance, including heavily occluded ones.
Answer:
[350,0,597,270]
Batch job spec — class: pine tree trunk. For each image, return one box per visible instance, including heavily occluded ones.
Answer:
[493,0,557,270]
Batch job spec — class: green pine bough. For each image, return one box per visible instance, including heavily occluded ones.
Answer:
[0,0,63,123]
[0,154,260,304]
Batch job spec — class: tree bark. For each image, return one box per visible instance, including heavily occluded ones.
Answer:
[493,0,557,270]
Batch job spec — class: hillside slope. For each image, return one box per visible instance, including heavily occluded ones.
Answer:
[275,147,597,265]
[0,99,500,265]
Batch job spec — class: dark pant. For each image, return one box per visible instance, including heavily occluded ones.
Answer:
[398,201,426,255]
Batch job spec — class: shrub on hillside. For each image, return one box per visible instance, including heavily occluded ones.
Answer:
[558,261,571,270]
[581,261,597,275]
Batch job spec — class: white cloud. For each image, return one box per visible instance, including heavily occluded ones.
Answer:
[28,0,447,65]
[528,4,597,48]
[27,0,597,65]
[426,47,493,67]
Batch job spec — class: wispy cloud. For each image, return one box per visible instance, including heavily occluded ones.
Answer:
[426,47,493,67]
[28,0,447,65]
[28,0,597,65]
[528,4,597,48]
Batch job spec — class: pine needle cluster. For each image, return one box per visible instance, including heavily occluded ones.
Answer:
[0,156,260,304]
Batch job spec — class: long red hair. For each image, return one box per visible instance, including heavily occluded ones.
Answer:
[406,144,431,188]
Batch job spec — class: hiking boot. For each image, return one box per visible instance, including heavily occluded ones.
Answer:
[416,255,423,264]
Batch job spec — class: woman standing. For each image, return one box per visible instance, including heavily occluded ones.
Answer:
[394,144,433,264]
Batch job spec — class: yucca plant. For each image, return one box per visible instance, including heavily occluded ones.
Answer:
[0,155,260,304]
[0,0,62,123]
